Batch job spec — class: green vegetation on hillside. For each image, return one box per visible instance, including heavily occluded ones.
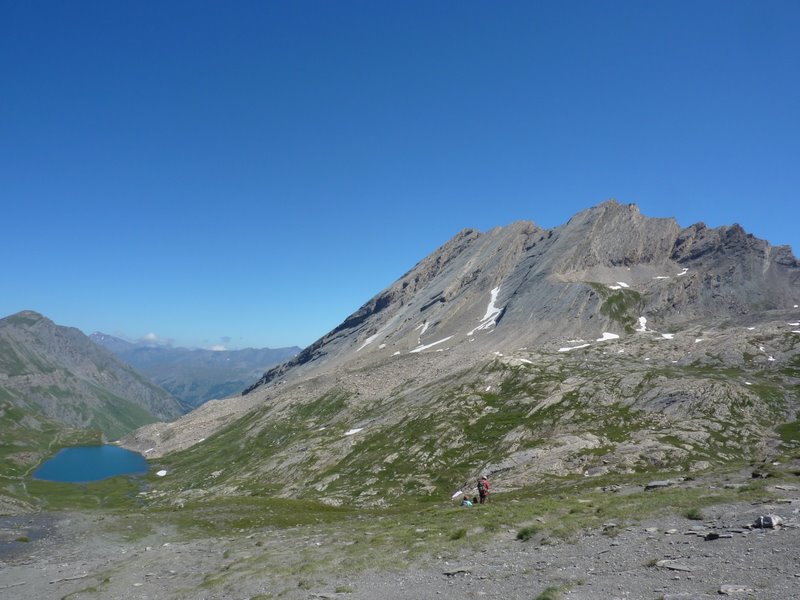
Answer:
[588,282,645,333]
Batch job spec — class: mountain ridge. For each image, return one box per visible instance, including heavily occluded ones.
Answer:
[0,310,182,439]
[244,201,798,393]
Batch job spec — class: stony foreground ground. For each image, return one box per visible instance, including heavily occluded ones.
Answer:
[1,482,799,600]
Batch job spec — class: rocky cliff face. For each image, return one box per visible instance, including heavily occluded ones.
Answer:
[124,201,800,506]
[0,311,182,439]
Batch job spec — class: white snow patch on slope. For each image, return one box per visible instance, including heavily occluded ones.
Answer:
[661,333,674,339]
[410,336,453,353]
[357,333,380,352]
[559,344,591,352]
[695,338,705,343]
[677,268,689,276]
[792,331,800,334]
[636,317,648,332]
[747,327,756,331]
[596,332,620,342]
[654,276,670,280]
[467,286,503,336]
[344,428,363,436]
[156,470,167,477]
[788,322,800,326]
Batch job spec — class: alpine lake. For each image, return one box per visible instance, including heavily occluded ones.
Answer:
[33,445,149,483]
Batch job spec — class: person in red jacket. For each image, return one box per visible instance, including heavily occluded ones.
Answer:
[477,476,489,504]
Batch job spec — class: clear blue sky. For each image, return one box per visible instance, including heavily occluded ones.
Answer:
[2,1,798,349]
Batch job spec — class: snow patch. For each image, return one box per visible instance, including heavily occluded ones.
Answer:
[486,386,491,392]
[653,276,670,280]
[791,331,800,334]
[392,351,401,356]
[596,332,620,342]
[694,338,705,343]
[788,322,800,327]
[768,356,776,362]
[467,286,504,336]
[745,381,752,386]
[144,448,155,454]
[410,336,453,353]
[156,470,167,477]
[558,344,591,352]
[747,327,756,331]
[518,358,533,364]
[677,268,689,276]
[357,333,380,352]
[379,343,386,349]
[344,428,363,436]
[661,333,674,339]
[635,317,648,332]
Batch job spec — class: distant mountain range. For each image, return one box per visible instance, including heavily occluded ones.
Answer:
[89,333,299,410]
[123,200,800,506]
[0,310,184,490]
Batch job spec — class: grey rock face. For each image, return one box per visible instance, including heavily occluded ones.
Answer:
[246,200,799,393]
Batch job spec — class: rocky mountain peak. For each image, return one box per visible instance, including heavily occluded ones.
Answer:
[245,201,798,394]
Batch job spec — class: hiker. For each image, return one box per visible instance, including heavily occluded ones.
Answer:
[477,475,489,504]
[461,495,473,507]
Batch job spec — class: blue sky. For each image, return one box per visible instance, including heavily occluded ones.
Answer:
[2,1,798,349]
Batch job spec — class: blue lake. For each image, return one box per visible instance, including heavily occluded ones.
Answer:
[33,445,149,483]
